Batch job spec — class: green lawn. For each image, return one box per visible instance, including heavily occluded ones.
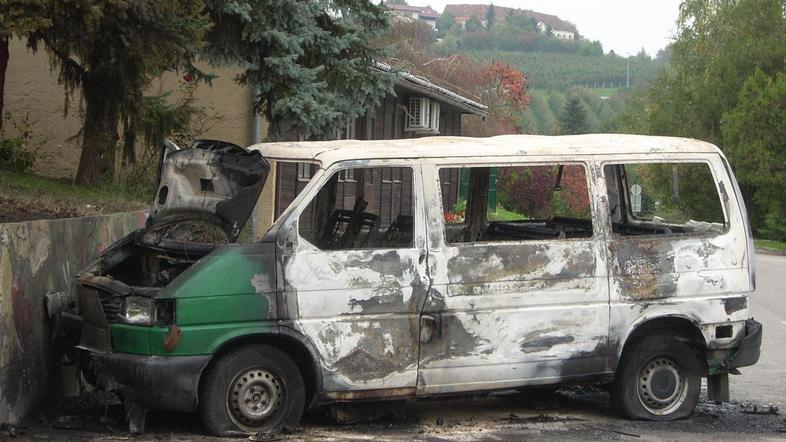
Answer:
[754,239,786,253]
[583,87,625,98]
[488,206,526,221]
[0,170,148,220]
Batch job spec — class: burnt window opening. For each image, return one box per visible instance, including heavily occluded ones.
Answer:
[439,165,593,244]
[157,186,169,205]
[604,162,726,237]
[299,166,415,250]
[200,178,214,192]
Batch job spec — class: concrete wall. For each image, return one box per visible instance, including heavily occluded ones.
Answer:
[4,38,262,179]
[0,211,146,424]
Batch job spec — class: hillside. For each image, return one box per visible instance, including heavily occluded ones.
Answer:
[468,50,664,90]
[521,87,632,135]
[427,9,668,133]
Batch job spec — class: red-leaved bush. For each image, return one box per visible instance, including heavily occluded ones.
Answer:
[497,165,590,218]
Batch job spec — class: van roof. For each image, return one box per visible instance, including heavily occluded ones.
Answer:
[249,134,722,164]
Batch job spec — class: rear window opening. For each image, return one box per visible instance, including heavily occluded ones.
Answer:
[604,162,726,236]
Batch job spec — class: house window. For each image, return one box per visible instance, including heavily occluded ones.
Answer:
[297,163,312,181]
[381,167,403,184]
[338,169,355,182]
[406,97,441,134]
[429,101,441,133]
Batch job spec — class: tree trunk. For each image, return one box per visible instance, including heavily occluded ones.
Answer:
[0,38,9,131]
[75,81,119,185]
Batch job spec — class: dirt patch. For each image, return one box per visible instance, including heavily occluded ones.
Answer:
[0,197,146,223]
[0,198,80,223]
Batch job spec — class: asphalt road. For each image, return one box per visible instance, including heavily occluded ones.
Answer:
[17,253,786,441]
[732,253,786,406]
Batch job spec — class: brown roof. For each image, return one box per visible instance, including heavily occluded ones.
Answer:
[525,10,577,33]
[387,4,440,19]
[442,4,577,33]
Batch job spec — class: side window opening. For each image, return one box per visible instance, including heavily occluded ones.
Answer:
[440,164,593,244]
[299,166,415,250]
[604,162,726,236]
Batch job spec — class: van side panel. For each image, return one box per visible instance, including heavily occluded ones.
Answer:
[417,158,612,394]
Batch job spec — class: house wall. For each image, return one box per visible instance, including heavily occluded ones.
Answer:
[3,38,258,179]
[554,30,576,40]
[0,211,147,424]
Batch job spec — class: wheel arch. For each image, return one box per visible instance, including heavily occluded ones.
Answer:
[614,315,708,375]
[199,328,323,410]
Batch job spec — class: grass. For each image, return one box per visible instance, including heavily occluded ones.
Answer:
[488,206,525,222]
[0,170,148,218]
[584,87,625,98]
[754,239,786,253]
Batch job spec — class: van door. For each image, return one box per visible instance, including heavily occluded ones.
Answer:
[276,161,430,397]
[417,160,611,394]
[601,158,749,360]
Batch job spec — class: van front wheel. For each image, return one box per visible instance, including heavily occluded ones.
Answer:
[200,344,305,436]
[611,335,701,420]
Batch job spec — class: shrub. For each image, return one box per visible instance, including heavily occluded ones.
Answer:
[0,113,43,173]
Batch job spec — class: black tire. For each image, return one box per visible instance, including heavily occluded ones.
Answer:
[199,344,305,436]
[611,334,701,421]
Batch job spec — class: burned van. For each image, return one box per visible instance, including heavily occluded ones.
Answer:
[75,135,761,435]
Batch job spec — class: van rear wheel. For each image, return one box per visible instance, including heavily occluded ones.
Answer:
[611,335,701,420]
[200,344,305,436]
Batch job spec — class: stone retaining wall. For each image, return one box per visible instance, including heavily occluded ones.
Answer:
[0,211,146,424]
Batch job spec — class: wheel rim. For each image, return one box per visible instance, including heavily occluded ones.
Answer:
[637,356,688,416]
[227,367,284,430]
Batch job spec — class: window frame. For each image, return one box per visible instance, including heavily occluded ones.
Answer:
[436,161,597,247]
[601,158,730,239]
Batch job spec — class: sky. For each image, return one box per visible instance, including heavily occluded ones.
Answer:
[396,0,683,56]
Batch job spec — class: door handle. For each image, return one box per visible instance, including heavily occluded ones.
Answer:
[420,314,442,344]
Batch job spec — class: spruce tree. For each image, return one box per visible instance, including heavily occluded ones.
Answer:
[28,0,209,185]
[486,4,496,30]
[204,0,395,141]
[559,96,589,135]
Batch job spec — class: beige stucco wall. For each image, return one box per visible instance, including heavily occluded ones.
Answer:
[253,162,278,237]
[4,38,83,178]
[4,38,263,179]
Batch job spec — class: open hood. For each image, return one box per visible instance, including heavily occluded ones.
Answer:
[147,139,270,243]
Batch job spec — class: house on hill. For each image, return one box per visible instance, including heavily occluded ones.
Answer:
[443,4,577,40]
[386,4,441,29]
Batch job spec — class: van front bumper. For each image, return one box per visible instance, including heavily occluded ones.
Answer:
[80,349,211,412]
[707,318,762,374]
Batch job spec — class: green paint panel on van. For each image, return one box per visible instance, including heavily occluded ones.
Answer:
[109,242,278,356]
[110,321,277,356]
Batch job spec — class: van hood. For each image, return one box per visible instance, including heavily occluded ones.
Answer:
[147,139,270,243]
